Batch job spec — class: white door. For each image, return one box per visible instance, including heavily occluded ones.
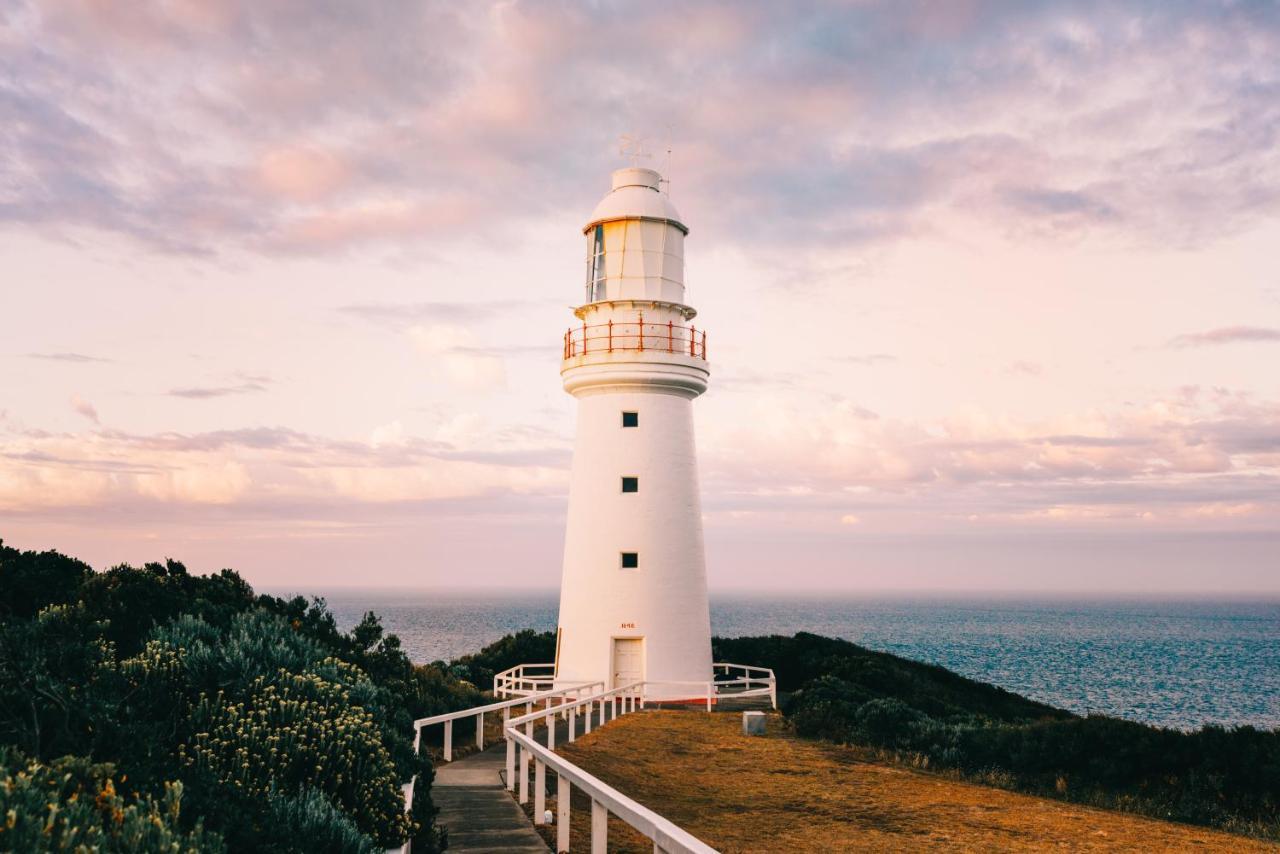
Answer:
[612,638,643,689]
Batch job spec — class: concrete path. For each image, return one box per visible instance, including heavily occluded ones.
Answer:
[430,701,625,853]
[433,743,548,853]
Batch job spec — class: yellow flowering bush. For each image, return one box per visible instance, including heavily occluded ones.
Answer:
[0,748,222,852]
[182,662,412,848]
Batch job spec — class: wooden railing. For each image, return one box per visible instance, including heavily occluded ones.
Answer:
[493,662,557,698]
[412,681,601,761]
[505,682,719,853]
[492,662,777,709]
[714,662,778,709]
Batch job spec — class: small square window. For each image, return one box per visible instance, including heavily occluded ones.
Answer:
[620,552,639,569]
[622,411,639,428]
[621,476,638,493]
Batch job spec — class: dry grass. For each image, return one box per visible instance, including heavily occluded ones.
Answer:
[534,710,1277,853]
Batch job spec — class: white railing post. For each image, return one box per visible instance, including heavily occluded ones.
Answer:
[557,773,571,853]
[506,738,516,791]
[585,700,593,733]
[548,714,556,750]
[591,798,607,854]
[444,719,453,761]
[503,705,510,738]
[534,759,546,823]
[520,721,532,804]
[599,698,605,728]
[477,711,484,750]
[569,706,576,742]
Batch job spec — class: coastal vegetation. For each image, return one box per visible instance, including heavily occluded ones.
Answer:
[713,632,1280,840]
[555,710,1274,853]
[0,540,486,852]
[5,537,1274,849]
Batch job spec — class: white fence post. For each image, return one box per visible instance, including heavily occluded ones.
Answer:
[505,738,516,791]
[591,798,607,854]
[557,773,570,853]
[569,706,576,742]
[534,759,546,823]
[519,722,531,804]
[444,720,453,761]
[477,711,484,750]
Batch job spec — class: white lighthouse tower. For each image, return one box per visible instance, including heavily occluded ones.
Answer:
[554,165,712,700]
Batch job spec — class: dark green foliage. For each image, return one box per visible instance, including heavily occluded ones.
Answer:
[720,633,1280,838]
[451,628,557,688]
[0,539,92,619]
[0,539,482,852]
[0,747,223,852]
[715,632,1067,721]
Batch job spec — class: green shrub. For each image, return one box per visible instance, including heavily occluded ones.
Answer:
[450,628,557,688]
[182,663,413,848]
[0,748,222,852]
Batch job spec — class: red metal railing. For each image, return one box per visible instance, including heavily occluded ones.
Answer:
[563,314,707,360]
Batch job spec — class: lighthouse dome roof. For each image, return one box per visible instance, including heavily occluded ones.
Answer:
[585,167,687,234]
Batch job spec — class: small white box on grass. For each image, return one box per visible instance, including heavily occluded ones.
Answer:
[743,711,766,736]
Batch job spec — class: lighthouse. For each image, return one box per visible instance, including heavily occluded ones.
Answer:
[554,165,713,700]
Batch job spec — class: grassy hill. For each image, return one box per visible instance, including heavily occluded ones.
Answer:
[714,632,1280,840]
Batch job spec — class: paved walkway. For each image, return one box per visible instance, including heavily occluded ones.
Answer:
[433,742,548,853]
[431,705,622,853]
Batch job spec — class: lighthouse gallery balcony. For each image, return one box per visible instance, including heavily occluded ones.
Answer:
[563,318,707,360]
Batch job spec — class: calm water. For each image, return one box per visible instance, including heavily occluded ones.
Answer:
[311,590,1280,731]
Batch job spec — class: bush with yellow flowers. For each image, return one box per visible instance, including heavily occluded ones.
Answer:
[0,748,222,852]
[181,662,412,848]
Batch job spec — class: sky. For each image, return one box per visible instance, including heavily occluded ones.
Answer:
[2,0,1279,593]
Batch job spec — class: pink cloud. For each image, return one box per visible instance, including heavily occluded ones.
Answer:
[256,145,351,202]
[69,394,99,424]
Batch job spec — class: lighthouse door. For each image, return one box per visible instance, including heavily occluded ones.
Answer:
[611,638,644,689]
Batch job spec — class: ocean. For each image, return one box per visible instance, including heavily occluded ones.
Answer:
[314,590,1280,732]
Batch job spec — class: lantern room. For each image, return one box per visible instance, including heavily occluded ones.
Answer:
[583,167,688,306]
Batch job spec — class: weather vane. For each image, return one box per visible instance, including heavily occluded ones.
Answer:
[619,133,652,166]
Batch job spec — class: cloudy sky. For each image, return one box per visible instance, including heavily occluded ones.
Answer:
[2,0,1278,593]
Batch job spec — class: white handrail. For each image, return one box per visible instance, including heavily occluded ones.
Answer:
[413,681,601,760]
[714,662,777,708]
[504,680,719,854]
[493,662,557,697]
[408,662,776,851]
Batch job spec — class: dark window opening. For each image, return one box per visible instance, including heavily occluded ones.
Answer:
[622,411,639,428]
[620,552,639,569]
[621,476,639,493]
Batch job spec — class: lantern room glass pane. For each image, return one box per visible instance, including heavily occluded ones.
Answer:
[589,224,606,301]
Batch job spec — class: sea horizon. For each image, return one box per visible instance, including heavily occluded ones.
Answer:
[302,588,1280,734]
